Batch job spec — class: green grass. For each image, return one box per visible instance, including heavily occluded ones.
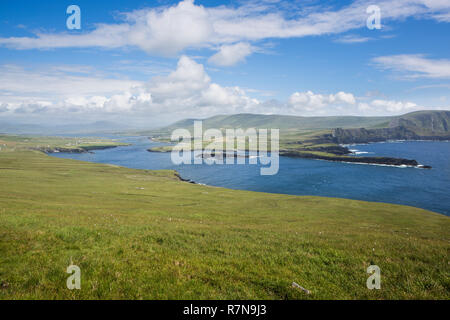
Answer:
[138,113,396,135]
[0,135,127,153]
[147,130,348,160]
[0,142,449,299]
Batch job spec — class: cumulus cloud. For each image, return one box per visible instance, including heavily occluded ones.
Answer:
[0,0,449,64]
[208,42,253,66]
[0,57,437,122]
[148,55,210,101]
[125,0,213,55]
[0,56,260,119]
[373,54,450,79]
[143,56,259,115]
[286,90,429,116]
[288,91,356,113]
[360,100,419,113]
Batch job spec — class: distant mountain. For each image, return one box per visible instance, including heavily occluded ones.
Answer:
[142,110,450,138]
[141,113,394,135]
[332,110,450,143]
[0,120,133,135]
[0,122,45,134]
[389,110,449,135]
[144,110,448,168]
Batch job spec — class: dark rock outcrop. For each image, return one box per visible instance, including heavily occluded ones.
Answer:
[174,172,196,184]
[36,145,118,154]
[332,111,450,144]
[281,151,431,168]
[332,127,421,144]
[305,145,351,155]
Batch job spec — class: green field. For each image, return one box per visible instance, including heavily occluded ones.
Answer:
[138,113,395,136]
[0,135,127,153]
[0,137,449,300]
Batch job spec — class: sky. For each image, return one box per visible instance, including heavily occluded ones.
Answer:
[0,0,449,128]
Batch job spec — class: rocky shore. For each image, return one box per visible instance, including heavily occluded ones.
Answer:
[332,127,450,145]
[36,145,120,154]
[146,135,434,168]
[281,151,432,168]
[147,146,432,168]
[174,172,197,184]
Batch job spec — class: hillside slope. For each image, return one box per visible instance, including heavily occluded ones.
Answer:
[141,111,449,140]
[142,113,394,134]
[0,149,448,299]
[333,111,450,144]
[389,110,450,135]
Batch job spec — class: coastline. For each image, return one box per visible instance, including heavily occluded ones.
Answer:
[37,144,129,154]
[279,150,432,168]
[2,148,448,299]
[341,138,450,147]
[147,144,432,169]
[47,138,449,215]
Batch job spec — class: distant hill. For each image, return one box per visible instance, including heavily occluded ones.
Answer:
[142,110,450,138]
[0,120,134,135]
[389,110,449,135]
[333,110,450,143]
[144,110,448,168]
[142,113,393,135]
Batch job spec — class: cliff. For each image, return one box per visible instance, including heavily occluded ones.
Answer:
[332,111,450,144]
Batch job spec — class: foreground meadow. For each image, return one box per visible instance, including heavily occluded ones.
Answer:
[0,145,448,299]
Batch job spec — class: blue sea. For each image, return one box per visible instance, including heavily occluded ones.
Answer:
[51,137,450,216]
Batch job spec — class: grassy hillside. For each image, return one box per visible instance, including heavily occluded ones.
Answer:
[142,110,449,139]
[141,113,394,136]
[0,135,127,153]
[0,145,448,299]
[332,111,450,144]
[389,110,450,136]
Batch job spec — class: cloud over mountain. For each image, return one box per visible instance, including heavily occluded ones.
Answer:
[0,55,434,124]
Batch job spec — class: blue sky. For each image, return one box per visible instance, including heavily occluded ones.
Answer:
[0,0,449,127]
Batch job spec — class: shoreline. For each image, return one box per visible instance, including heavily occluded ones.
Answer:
[38,144,128,154]
[46,144,447,215]
[280,151,432,169]
[147,146,432,169]
[2,148,449,299]
[173,172,198,184]
[341,139,450,148]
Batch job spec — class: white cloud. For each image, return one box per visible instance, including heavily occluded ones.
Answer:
[287,90,431,116]
[332,91,357,104]
[148,55,211,100]
[208,42,253,66]
[0,0,449,63]
[373,54,450,79]
[0,57,443,122]
[370,99,419,112]
[289,91,356,113]
[334,34,372,43]
[143,56,259,116]
[125,0,213,55]
[432,12,450,22]
[0,56,259,119]
[0,64,142,98]
[358,100,419,113]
